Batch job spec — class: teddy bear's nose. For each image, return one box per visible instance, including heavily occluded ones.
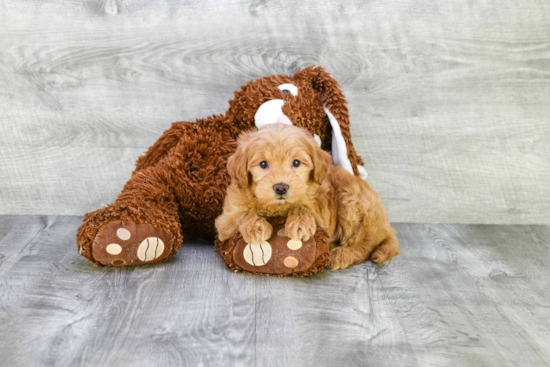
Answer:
[277,114,293,125]
[273,183,289,195]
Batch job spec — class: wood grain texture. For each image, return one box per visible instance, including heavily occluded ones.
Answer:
[1,0,549,224]
[1,215,549,366]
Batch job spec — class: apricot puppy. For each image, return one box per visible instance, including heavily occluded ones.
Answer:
[215,123,399,270]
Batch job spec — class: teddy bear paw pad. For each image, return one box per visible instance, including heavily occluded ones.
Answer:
[92,221,174,266]
[286,239,302,250]
[243,241,272,266]
[228,223,318,275]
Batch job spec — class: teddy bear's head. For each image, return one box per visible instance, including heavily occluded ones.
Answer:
[227,66,364,177]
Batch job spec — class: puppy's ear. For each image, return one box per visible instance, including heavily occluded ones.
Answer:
[227,132,252,188]
[304,133,333,184]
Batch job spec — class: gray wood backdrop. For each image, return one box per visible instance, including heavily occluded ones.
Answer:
[1,0,549,224]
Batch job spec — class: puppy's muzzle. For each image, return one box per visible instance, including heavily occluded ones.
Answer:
[273,183,289,196]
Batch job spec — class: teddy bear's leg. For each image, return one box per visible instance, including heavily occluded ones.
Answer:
[78,118,239,266]
[132,121,191,174]
[77,165,183,267]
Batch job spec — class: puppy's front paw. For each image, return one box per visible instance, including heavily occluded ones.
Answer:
[285,214,316,241]
[240,217,273,244]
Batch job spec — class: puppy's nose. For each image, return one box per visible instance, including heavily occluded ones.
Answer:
[273,183,289,195]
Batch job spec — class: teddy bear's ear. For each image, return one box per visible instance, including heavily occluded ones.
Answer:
[294,66,367,179]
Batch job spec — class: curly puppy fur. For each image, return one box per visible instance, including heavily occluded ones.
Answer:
[215,124,400,270]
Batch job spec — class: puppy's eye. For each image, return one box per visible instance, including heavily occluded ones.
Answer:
[292,160,301,167]
[282,90,290,94]
[260,161,269,169]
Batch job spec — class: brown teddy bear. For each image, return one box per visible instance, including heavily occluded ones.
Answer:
[76,66,368,267]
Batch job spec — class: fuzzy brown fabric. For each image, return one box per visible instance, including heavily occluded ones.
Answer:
[77,66,365,266]
[214,217,330,277]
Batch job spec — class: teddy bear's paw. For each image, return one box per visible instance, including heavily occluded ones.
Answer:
[92,220,175,266]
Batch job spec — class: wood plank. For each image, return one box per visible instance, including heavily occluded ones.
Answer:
[0,146,144,214]
[0,216,257,366]
[1,216,549,366]
[1,0,549,223]
[381,223,550,366]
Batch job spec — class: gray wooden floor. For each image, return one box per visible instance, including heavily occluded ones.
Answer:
[1,217,549,366]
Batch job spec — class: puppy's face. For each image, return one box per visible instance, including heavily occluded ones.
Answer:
[227,124,332,206]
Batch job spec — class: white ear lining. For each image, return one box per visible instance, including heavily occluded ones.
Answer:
[313,134,322,147]
[323,106,354,175]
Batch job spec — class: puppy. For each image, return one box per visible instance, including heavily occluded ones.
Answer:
[215,123,399,270]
